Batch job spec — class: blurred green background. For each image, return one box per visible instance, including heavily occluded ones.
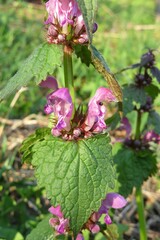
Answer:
[0,0,160,239]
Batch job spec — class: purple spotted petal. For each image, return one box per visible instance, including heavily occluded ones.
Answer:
[85,87,117,132]
[49,205,63,218]
[39,76,58,90]
[45,88,73,135]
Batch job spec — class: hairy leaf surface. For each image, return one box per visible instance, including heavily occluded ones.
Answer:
[22,131,115,235]
[0,43,62,101]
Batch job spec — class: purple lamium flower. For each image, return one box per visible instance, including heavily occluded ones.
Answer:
[98,193,127,225]
[45,0,97,44]
[49,205,69,235]
[84,87,117,133]
[40,76,73,136]
[143,130,160,144]
[76,233,84,240]
[45,88,73,136]
[83,192,127,233]
[39,76,58,90]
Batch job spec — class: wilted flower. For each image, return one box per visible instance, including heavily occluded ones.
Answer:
[45,0,97,44]
[84,87,117,133]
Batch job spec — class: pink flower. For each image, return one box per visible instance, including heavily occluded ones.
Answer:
[45,0,97,44]
[39,76,58,90]
[84,193,127,233]
[84,87,117,133]
[76,233,84,240]
[49,205,69,235]
[40,76,73,136]
[98,193,127,225]
[143,130,160,144]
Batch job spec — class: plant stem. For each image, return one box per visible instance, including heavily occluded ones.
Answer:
[135,110,141,139]
[135,186,147,240]
[135,110,147,240]
[63,45,75,105]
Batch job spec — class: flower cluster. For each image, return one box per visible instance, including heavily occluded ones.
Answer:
[40,76,117,139]
[48,193,127,239]
[45,0,97,44]
[113,117,160,149]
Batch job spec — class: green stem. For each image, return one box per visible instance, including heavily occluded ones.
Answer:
[135,186,147,240]
[63,45,75,106]
[135,110,141,139]
[135,110,147,240]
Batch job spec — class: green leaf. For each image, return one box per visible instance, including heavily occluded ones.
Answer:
[0,43,62,101]
[74,45,92,67]
[150,66,160,83]
[76,0,97,43]
[123,85,147,115]
[89,45,122,102]
[105,112,121,130]
[24,132,115,235]
[145,84,160,100]
[0,226,24,240]
[114,145,157,197]
[148,110,160,134]
[20,128,51,164]
[26,215,54,240]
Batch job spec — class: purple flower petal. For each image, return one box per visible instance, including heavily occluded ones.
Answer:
[85,87,117,132]
[45,88,73,135]
[104,214,112,225]
[49,217,59,227]
[89,224,100,233]
[39,76,58,90]
[49,205,69,235]
[100,193,127,213]
[56,218,69,234]
[49,205,63,218]
[45,0,96,44]
[76,233,84,240]
[143,130,160,144]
